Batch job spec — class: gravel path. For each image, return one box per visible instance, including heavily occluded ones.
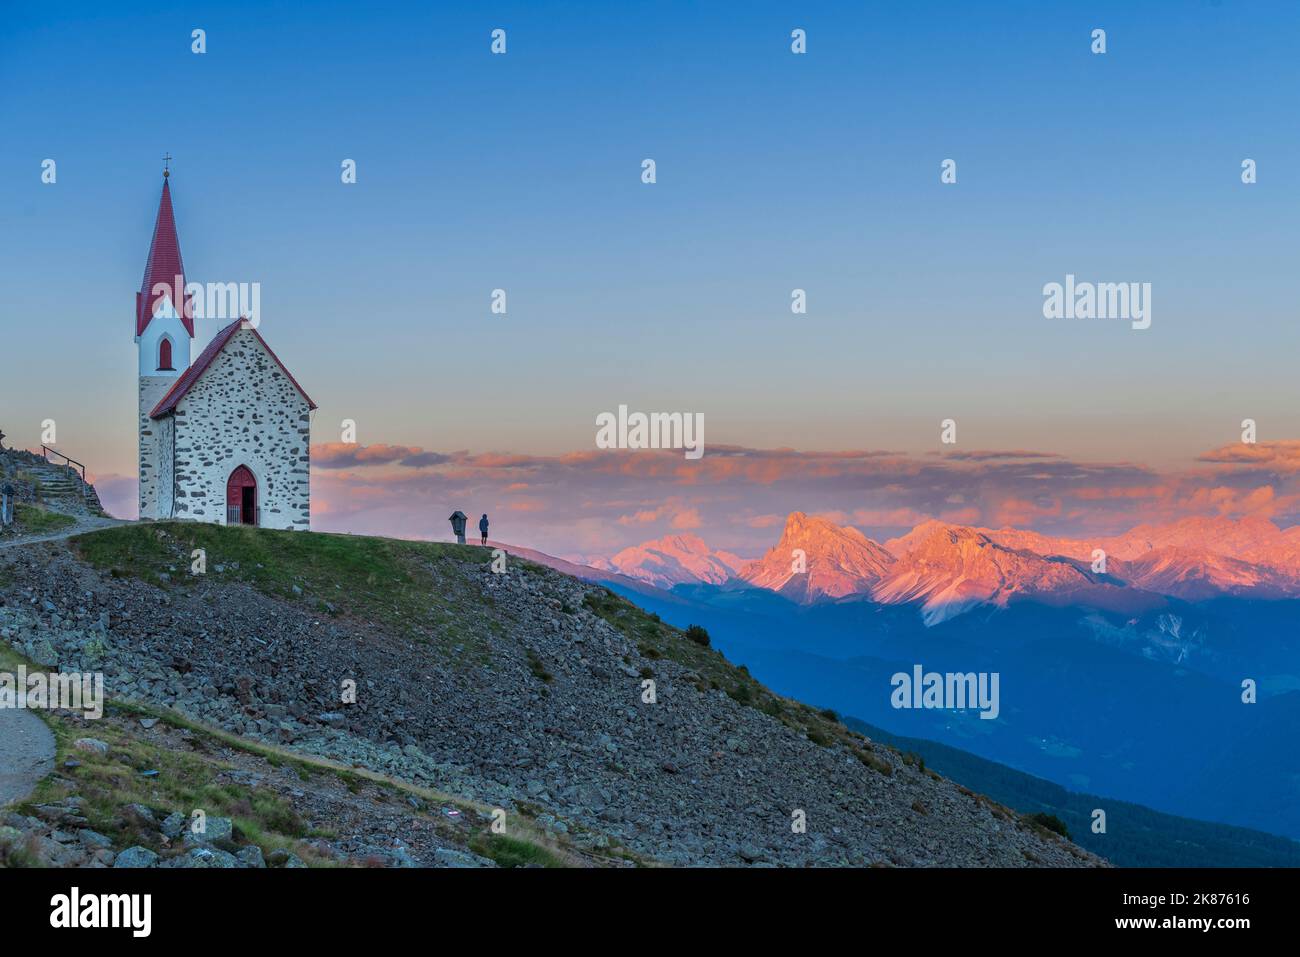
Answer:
[0,706,56,808]
[0,510,116,806]
[0,514,126,550]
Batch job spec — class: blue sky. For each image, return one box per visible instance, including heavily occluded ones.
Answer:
[2,1,1299,547]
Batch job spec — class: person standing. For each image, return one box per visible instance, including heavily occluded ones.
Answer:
[479,513,489,545]
[448,510,468,544]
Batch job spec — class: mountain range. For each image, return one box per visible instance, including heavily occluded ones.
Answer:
[563,511,1300,845]
[589,533,747,589]
[602,512,1300,622]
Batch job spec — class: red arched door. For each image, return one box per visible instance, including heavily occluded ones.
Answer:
[226,466,257,525]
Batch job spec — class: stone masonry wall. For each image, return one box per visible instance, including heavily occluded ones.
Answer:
[170,327,311,530]
[138,374,178,519]
[155,415,175,518]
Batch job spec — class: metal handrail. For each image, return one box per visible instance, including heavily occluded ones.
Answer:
[41,445,86,480]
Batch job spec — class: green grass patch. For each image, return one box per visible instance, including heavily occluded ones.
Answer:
[806,728,833,747]
[525,647,553,683]
[856,749,894,776]
[14,503,75,533]
[469,832,567,869]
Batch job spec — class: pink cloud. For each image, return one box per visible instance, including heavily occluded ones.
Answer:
[991,497,1063,528]
[314,443,427,468]
[671,508,702,530]
[303,440,1300,560]
[506,500,547,512]
[1198,441,1300,473]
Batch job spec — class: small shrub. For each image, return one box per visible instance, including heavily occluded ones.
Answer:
[469,833,565,869]
[1026,812,1071,840]
[857,750,893,776]
[685,624,710,647]
[525,648,553,684]
[0,834,41,868]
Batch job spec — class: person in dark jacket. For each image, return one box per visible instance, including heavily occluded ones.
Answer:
[479,513,489,545]
[448,510,468,544]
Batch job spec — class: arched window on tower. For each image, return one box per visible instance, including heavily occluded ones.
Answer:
[158,337,174,371]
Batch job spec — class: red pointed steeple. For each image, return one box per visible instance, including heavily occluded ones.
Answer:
[136,173,194,338]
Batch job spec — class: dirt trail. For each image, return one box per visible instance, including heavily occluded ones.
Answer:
[0,515,126,550]
[0,706,56,808]
[0,509,121,807]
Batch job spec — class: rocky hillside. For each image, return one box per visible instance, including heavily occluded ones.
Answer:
[0,448,105,524]
[0,522,1103,867]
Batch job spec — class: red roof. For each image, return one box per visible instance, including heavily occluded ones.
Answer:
[136,177,194,338]
[150,319,317,418]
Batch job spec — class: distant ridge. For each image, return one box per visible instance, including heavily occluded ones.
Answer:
[843,715,1300,868]
[590,533,747,589]
[599,512,1300,623]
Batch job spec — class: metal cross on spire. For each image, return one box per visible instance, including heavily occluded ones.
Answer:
[163,152,172,178]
